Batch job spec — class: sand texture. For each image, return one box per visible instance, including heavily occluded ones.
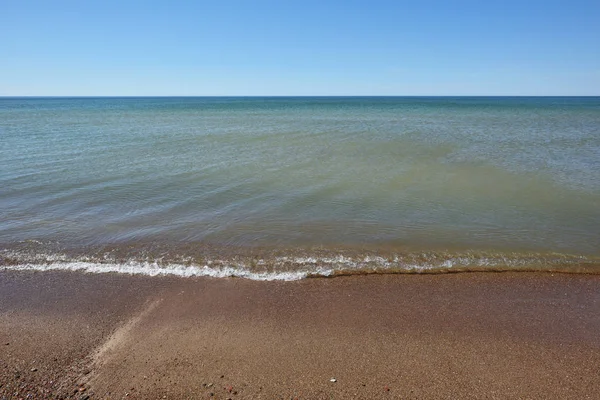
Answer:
[1,271,599,399]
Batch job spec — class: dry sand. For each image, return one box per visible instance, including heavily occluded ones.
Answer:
[1,270,599,399]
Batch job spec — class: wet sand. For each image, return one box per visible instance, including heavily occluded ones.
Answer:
[1,271,599,399]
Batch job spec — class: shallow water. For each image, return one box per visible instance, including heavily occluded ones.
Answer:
[1,97,599,278]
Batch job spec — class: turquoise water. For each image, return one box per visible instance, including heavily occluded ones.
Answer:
[1,97,599,278]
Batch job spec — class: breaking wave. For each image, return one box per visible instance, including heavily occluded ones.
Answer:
[2,244,598,281]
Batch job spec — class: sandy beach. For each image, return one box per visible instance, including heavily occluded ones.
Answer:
[1,271,599,399]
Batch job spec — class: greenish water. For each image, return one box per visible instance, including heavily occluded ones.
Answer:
[1,97,599,279]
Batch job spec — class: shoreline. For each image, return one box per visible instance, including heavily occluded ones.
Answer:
[1,270,599,399]
[3,242,600,280]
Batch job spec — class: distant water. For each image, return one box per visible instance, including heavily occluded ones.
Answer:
[1,97,599,279]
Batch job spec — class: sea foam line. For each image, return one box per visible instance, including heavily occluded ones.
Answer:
[2,248,597,281]
[3,261,334,281]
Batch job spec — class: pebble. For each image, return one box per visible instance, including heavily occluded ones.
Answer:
[330,378,337,383]
[30,368,37,372]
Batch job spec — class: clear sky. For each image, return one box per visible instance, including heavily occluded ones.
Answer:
[1,0,599,96]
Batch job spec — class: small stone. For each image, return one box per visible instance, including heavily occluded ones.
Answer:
[209,393,214,397]
[79,387,86,392]
[207,383,213,388]
[330,378,337,383]
[220,375,225,378]
[79,395,90,400]
[30,368,37,372]
[4,342,8,345]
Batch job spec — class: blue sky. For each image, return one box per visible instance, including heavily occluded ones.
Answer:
[1,0,599,95]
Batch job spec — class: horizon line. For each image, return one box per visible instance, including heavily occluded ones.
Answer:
[1,95,599,98]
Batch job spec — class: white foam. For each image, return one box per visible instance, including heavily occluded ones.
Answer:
[0,251,455,280]
[3,261,335,281]
[3,249,591,280]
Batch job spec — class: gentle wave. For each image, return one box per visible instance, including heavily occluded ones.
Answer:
[3,261,323,281]
[2,247,598,281]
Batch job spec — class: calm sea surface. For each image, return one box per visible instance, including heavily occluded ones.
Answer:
[1,97,599,279]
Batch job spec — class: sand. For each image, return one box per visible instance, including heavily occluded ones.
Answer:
[1,270,599,399]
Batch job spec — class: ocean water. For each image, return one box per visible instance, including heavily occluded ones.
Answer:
[1,97,599,279]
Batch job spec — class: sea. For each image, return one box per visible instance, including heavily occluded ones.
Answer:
[1,97,599,280]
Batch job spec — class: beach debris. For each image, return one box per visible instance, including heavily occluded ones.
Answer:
[384,385,390,392]
[225,385,234,393]
[207,382,214,388]
[330,378,337,383]
[220,374,225,378]
[30,368,37,372]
